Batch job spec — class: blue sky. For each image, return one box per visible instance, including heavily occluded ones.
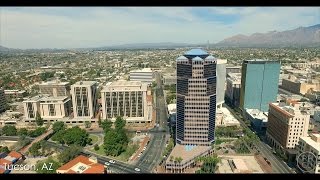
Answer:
[0,7,319,49]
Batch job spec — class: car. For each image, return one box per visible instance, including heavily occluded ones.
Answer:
[143,147,147,150]
[134,168,141,172]
[104,165,108,168]
[104,162,110,166]
[109,160,116,164]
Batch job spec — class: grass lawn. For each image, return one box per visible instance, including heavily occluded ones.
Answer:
[90,143,139,162]
[89,134,99,145]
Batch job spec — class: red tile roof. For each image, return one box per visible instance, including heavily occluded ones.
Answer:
[7,151,22,159]
[57,155,104,174]
[0,158,12,166]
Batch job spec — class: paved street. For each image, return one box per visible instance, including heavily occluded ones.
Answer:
[134,72,170,172]
[224,104,294,173]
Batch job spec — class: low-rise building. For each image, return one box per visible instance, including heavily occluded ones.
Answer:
[39,80,70,97]
[281,75,320,95]
[296,134,320,174]
[216,107,240,127]
[244,109,268,131]
[163,75,177,85]
[3,90,27,101]
[130,68,154,85]
[56,155,104,174]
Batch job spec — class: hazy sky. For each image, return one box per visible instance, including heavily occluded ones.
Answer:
[1,7,319,49]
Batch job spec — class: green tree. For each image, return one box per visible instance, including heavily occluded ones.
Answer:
[58,145,82,164]
[35,157,60,174]
[103,130,119,156]
[51,130,66,145]
[196,154,220,174]
[101,120,113,132]
[52,121,65,133]
[28,127,46,137]
[62,126,91,147]
[94,144,99,151]
[35,111,44,126]
[0,146,10,153]
[29,142,42,157]
[114,116,126,131]
[2,125,17,136]
[17,128,29,136]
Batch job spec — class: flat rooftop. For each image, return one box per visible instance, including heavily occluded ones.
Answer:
[40,81,70,86]
[101,80,148,92]
[130,68,153,73]
[300,135,320,151]
[246,109,268,122]
[166,144,211,164]
[245,59,280,64]
[73,81,97,86]
[40,96,69,101]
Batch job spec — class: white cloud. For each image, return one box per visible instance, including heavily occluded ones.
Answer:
[0,7,319,49]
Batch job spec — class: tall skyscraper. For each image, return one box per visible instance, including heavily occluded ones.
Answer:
[239,60,280,112]
[165,49,216,173]
[71,81,98,119]
[176,49,217,146]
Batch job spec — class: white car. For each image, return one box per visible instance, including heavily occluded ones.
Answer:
[134,168,141,172]
[104,162,110,166]
[143,147,147,151]
[109,160,116,164]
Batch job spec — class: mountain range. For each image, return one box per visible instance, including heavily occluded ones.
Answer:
[1,24,319,52]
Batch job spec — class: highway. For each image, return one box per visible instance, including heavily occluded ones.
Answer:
[224,104,294,173]
[134,72,170,172]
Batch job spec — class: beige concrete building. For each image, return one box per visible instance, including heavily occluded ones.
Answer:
[163,74,177,85]
[281,75,320,95]
[4,90,27,101]
[266,102,310,151]
[101,80,151,124]
[39,80,71,97]
[23,95,71,123]
[71,81,98,119]
[296,134,320,174]
[39,96,71,122]
[129,68,154,85]
[0,88,6,113]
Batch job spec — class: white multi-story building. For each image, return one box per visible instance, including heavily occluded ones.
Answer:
[226,73,241,107]
[266,102,310,151]
[296,134,320,174]
[101,80,151,124]
[216,59,227,108]
[129,68,153,85]
[39,80,71,97]
[71,81,98,119]
[23,95,71,123]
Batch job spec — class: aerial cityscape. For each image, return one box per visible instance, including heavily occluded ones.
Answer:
[0,7,320,174]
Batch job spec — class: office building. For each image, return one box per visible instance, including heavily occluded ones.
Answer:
[4,90,27,101]
[39,80,70,97]
[165,49,215,173]
[226,73,241,107]
[71,81,98,119]
[23,95,71,123]
[244,109,268,131]
[101,80,151,124]
[0,88,6,113]
[296,134,320,174]
[240,59,280,112]
[266,102,310,151]
[216,59,227,108]
[129,68,153,84]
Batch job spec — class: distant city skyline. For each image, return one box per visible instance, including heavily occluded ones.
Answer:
[0,7,319,49]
